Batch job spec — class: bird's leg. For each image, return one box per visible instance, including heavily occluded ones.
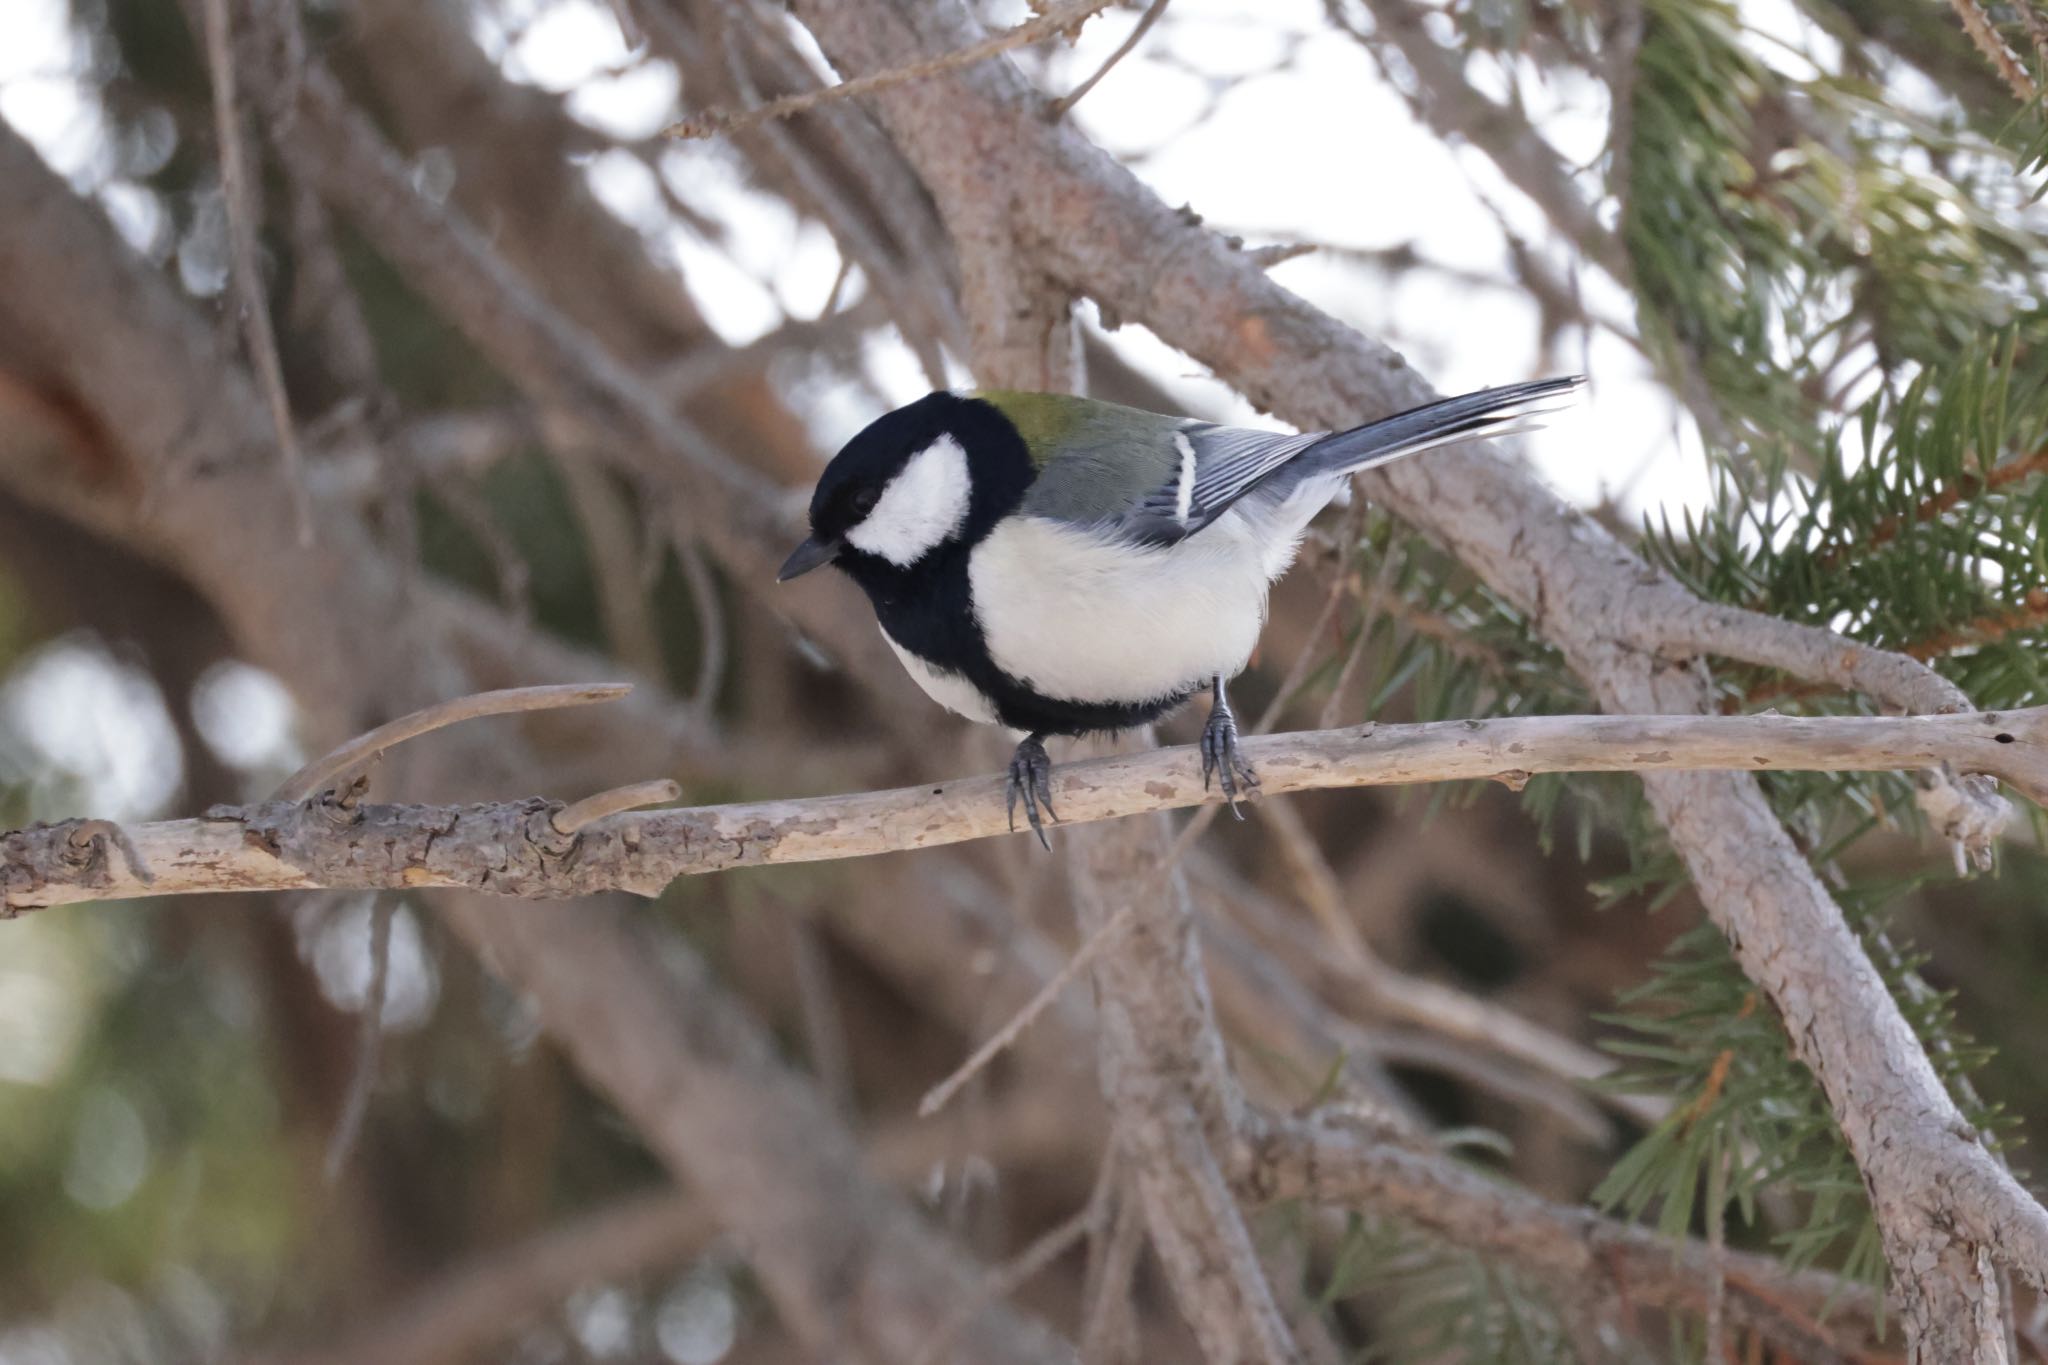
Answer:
[1006,733,1059,850]
[1200,674,1260,818]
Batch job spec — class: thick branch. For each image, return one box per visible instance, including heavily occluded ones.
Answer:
[1069,815,1297,1364]
[7,706,2042,912]
[1235,1112,1895,1362]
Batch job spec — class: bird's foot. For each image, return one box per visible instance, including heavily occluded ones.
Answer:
[1200,692,1260,818]
[1006,734,1059,850]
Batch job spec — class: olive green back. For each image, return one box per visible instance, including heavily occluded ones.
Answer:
[974,390,1186,523]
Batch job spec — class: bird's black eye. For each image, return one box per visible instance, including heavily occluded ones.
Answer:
[849,487,880,519]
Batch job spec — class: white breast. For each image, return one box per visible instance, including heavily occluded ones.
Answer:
[968,513,1283,707]
[882,631,999,724]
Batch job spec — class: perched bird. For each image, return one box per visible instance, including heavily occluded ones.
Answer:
[778,377,1584,844]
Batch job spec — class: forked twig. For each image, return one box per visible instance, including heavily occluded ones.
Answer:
[1047,0,1171,117]
[663,0,1115,140]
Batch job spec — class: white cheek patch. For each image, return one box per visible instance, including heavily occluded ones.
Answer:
[845,434,971,566]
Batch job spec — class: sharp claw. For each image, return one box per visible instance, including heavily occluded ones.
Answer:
[1008,737,1058,850]
[1200,694,1258,818]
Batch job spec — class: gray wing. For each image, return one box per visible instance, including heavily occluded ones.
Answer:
[1020,417,1321,544]
[1120,424,1323,544]
[1018,376,1586,545]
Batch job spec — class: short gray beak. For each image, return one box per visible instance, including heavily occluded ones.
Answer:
[777,534,839,581]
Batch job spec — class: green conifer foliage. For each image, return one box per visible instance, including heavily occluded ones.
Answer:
[1306,2,2048,1352]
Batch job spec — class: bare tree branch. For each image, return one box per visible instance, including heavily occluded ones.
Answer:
[1236,1111,1896,1362]
[1946,0,2039,102]
[8,702,2041,909]
[663,0,1115,140]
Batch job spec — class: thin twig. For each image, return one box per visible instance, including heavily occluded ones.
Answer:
[1948,0,2039,102]
[703,13,957,389]
[272,683,632,802]
[429,474,534,622]
[1806,444,2048,576]
[909,1200,1097,1365]
[1047,0,1171,118]
[1229,835,1630,1158]
[201,0,314,546]
[788,909,854,1113]
[1905,588,2048,662]
[663,0,1115,140]
[1204,852,1663,1131]
[325,893,394,1180]
[1258,794,1372,964]
[676,536,728,716]
[1079,1188,1147,1364]
[1704,1151,1728,1365]
[559,456,667,681]
[1320,533,1407,729]
[1242,241,1318,270]
[1328,0,1623,273]
[552,780,681,836]
[918,902,1137,1117]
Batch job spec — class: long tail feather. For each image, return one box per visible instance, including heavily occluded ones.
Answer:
[1299,375,1586,477]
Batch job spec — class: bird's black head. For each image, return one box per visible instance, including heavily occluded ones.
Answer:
[777,392,1033,586]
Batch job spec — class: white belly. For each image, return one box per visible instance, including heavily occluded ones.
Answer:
[882,631,999,723]
[968,515,1280,706]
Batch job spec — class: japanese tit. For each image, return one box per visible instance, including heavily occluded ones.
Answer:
[779,377,1584,844]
